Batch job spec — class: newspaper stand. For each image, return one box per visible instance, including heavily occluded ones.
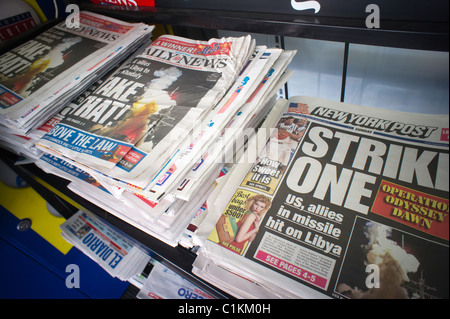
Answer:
[0,0,447,299]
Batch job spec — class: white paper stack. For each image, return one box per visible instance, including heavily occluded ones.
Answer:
[137,261,215,299]
[34,95,288,247]
[61,210,150,281]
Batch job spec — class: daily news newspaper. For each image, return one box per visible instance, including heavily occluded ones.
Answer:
[34,91,290,248]
[195,95,449,299]
[36,34,253,181]
[0,11,152,134]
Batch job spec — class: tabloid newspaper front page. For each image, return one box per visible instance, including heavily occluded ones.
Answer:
[194,95,449,299]
[0,11,153,134]
[36,34,252,172]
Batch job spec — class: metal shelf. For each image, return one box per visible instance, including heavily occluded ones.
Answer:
[77,3,448,51]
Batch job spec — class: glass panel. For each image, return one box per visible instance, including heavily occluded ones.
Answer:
[345,44,449,114]
[284,37,345,101]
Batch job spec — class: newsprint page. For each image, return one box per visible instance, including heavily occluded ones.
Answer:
[199,95,449,299]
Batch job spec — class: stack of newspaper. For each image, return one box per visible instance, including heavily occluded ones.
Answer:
[1,62,122,160]
[136,260,215,299]
[0,11,153,155]
[61,210,151,281]
[33,33,297,247]
[193,96,449,299]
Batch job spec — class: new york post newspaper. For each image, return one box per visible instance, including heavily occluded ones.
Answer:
[196,95,449,299]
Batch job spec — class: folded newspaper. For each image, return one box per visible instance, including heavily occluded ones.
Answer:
[61,210,150,281]
[0,11,153,135]
[193,95,449,299]
[0,55,120,160]
[145,50,295,203]
[0,35,155,162]
[35,38,294,195]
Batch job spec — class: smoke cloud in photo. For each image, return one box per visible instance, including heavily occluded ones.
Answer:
[336,218,448,299]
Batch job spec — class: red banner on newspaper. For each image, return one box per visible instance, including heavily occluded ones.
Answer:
[89,0,155,7]
[372,180,449,240]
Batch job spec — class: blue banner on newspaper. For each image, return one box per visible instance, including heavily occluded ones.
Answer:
[40,153,110,193]
[41,123,132,163]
